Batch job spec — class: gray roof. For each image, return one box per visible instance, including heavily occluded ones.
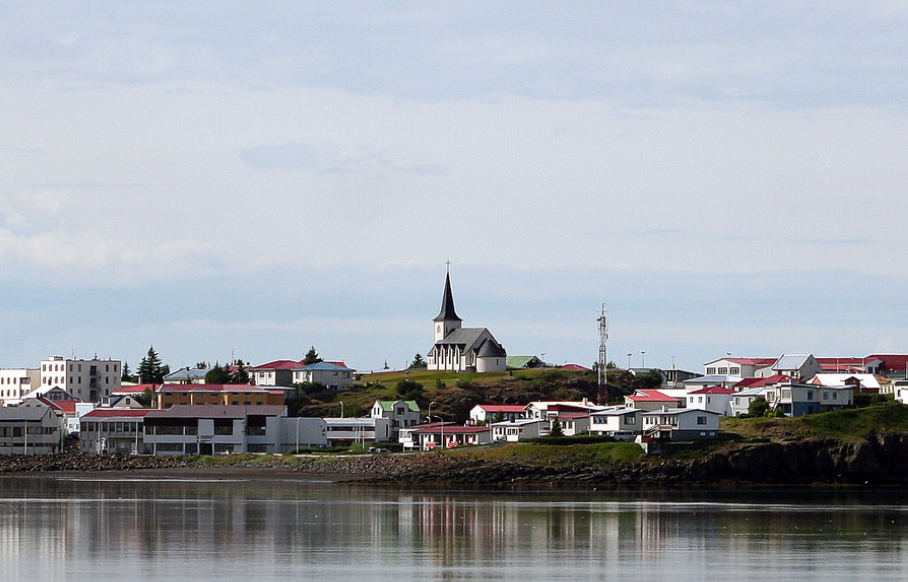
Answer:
[478,338,507,358]
[435,327,489,351]
[0,407,53,422]
[774,354,813,371]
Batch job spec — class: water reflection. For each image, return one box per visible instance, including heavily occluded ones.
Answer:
[2,475,908,581]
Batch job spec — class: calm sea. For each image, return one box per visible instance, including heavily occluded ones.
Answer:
[2,472,907,581]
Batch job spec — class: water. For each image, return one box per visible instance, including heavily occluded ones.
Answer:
[2,472,908,581]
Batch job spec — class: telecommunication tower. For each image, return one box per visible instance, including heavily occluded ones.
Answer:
[597,303,608,389]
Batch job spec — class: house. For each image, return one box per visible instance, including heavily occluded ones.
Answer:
[411,425,492,450]
[79,408,154,455]
[589,407,640,440]
[249,360,301,387]
[143,405,324,455]
[729,388,767,417]
[155,383,285,408]
[469,404,528,424]
[506,356,545,369]
[323,417,392,446]
[625,390,685,412]
[555,413,590,436]
[0,367,40,406]
[0,405,60,454]
[427,268,507,373]
[525,400,604,420]
[399,421,454,450]
[685,386,735,416]
[39,356,121,402]
[20,397,88,437]
[772,354,822,381]
[809,373,881,393]
[491,419,546,442]
[291,362,355,390]
[683,375,743,391]
[371,400,421,440]
[703,357,776,378]
[641,408,721,441]
[763,381,853,416]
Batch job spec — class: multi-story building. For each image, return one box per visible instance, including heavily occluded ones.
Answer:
[0,368,41,406]
[39,356,121,402]
[154,383,285,409]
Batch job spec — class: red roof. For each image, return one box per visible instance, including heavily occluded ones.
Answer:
[250,360,303,371]
[561,364,591,371]
[688,385,735,395]
[156,383,268,393]
[733,375,792,389]
[626,390,678,402]
[113,384,158,394]
[718,357,777,366]
[412,425,490,434]
[82,409,153,418]
[866,354,908,371]
[477,404,527,413]
[40,399,79,414]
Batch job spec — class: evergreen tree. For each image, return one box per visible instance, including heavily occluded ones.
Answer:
[137,346,165,384]
[410,353,427,368]
[231,361,250,384]
[549,417,564,438]
[303,346,323,365]
[205,363,231,384]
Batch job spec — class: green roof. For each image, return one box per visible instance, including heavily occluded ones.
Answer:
[506,355,542,369]
[377,400,419,412]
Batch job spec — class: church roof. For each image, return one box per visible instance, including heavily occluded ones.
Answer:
[478,339,507,358]
[435,328,488,351]
[433,271,462,322]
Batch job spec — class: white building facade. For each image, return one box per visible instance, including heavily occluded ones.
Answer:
[40,356,122,402]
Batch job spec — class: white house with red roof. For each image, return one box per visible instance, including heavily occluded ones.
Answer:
[703,357,776,378]
[79,408,154,454]
[411,424,491,450]
[625,389,685,411]
[250,359,302,386]
[686,386,735,416]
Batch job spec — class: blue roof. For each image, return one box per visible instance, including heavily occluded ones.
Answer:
[295,362,353,372]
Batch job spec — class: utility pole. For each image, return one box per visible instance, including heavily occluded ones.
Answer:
[597,303,608,403]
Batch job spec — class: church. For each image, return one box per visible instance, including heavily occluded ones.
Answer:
[426,269,507,373]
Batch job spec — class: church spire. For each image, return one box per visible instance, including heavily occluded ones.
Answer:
[434,264,461,323]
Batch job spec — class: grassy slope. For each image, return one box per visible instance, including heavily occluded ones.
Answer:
[722,401,908,443]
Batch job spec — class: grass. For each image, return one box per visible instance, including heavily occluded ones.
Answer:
[722,401,908,443]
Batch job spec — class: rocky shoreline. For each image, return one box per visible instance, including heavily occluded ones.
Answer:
[4,434,908,486]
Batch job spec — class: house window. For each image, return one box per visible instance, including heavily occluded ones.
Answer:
[706,367,716,375]
[718,367,728,375]
[697,416,708,425]
[730,367,740,375]
[626,416,635,425]
[833,392,837,400]
[807,390,813,401]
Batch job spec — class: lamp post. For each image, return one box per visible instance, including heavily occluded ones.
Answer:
[295,416,302,454]
[626,353,632,369]
[428,401,435,424]
[641,351,646,368]
[339,401,344,419]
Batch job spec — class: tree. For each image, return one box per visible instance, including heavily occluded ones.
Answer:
[205,363,231,384]
[121,361,136,383]
[410,353,427,369]
[549,417,564,437]
[231,361,250,384]
[137,346,165,384]
[748,396,770,417]
[396,378,424,401]
[303,346,323,365]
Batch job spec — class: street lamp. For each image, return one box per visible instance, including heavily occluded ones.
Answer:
[641,351,646,368]
[295,416,302,454]
[626,353,632,369]
[428,401,435,424]
[339,401,344,419]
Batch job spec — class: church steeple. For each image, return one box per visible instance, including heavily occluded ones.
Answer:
[434,268,461,323]
[433,264,462,343]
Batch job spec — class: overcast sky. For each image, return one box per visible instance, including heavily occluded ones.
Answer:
[2,2,908,373]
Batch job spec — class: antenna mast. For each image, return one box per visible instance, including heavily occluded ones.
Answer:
[597,303,608,392]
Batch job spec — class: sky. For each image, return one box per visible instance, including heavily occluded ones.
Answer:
[2,2,908,374]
